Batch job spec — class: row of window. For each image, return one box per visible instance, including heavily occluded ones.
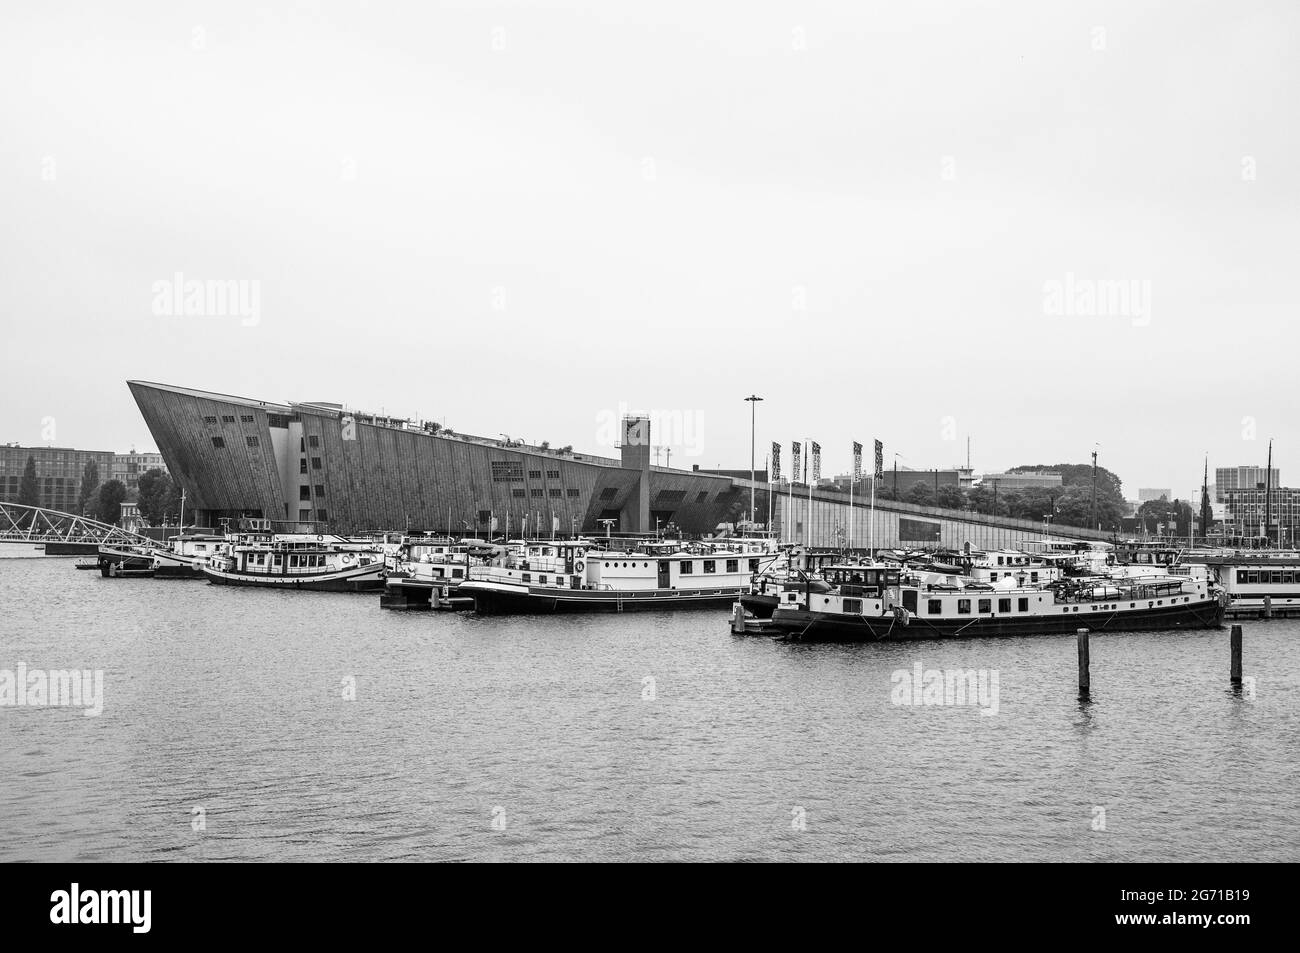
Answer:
[929,597,1032,615]
[298,485,326,500]
[203,414,257,425]
[1236,570,1300,584]
[510,488,582,498]
[211,436,262,449]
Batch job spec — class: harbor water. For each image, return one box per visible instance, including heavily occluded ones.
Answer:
[1,559,1297,862]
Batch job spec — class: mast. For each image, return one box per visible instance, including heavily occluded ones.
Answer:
[1266,438,1274,547]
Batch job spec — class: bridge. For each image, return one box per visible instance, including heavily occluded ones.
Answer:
[0,503,157,554]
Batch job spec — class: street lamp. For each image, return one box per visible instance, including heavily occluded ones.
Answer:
[745,395,763,527]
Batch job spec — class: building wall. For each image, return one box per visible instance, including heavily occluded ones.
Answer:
[112,451,167,491]
[128,382,742,536]
[0,445,117,513]
[1215,466,1280,502]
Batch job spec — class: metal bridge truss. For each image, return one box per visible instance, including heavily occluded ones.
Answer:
[0,503,157,547]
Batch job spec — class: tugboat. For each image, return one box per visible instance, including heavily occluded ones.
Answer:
[459,538,783,614]
[764,564,1225,641]
[201,519,384,592]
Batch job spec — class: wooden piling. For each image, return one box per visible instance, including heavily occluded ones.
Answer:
[1263,595,1272,620]
[731,603,746,634]
[1230,624,1242,683]
[1077,628,1090,696]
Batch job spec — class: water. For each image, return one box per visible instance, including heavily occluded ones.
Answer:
[1,558,1297,862]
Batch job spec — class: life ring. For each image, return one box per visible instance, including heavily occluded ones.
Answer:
[317,535,324,542]
[342,554,354,565]
[575,560,585,572]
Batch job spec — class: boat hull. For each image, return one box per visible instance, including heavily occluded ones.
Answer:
[464,583,746,615]
[770,597,1226,641]
[201,565,384,592]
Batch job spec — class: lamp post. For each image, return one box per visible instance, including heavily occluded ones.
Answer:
[744,395,763,527]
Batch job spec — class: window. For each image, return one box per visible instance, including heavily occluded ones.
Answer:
[1030,572,1039,582]
[928,599,942,615]
[211,436,225,448]
[749,559,760,573]
[549,488,562,498]
[531,488,544,498]
[539,575,547,585]
[978,598,991,613]
[221,415,235,424]
[546,470,560,479]
[566,488,580,497]
[522,573,531,583]
[703,560,716,574]
[726,559,739,573]
[299,486,311,501]
[241,414,254,423]
[311,458,322,470]
[1018,598,1029,612]
[679,561,693,574]
[990,573,997,581]
[491,461,524,482]
[308,435,320,448]
[299,459,308,474]
[512,488,526,498]
[843,598,862,613]
[997,556,1004,566]
[203,415,217,424]
[245,436,260,448]
[298,509,311,520]
[957,599,971,614]
[317,509,328,522]
[998,598,1011,613]
[528,470,542,479]
[314,485,325,498]
[267,413,292,429]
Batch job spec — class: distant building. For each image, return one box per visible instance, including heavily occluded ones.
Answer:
[112,450,167,491]
[1138,488,1171,502]
[0,444,117,513]
[979,470,1063,491]
[1223,486,1300,542]
[1215,465,1280,503]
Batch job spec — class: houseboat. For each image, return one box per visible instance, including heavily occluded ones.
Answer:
[96,541,161,577]
[201,520,384,592]
[763,564,1224,640]
[459,539,783,613]
[1199,556,1300,617]
[380,535,497,609]
[150,534,229,578]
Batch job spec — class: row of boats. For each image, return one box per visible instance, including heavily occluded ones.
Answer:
[91,520,1300,640]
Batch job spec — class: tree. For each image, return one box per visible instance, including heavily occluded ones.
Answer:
[905,481,936,506]
[1007,462,1127,530]
[935,484,965,510]
[136,468,181,525]
[94,479,127,526]
[76,461,100,516]
[18,455,39,507]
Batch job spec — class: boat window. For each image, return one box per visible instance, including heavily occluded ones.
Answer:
[522,573,531,583]
[539,575,547,585]
[749,559,760,573]
[928,600,942,615]
[703,560,716,574]
[1018,598,1029,612]
[726,559,739,573]
[978,599,991,613]
[680,561,693,574]
[957,599,971,615]
[843,598,862,614]
[998,598,1011,613]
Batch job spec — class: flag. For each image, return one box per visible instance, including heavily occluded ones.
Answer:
[811,442,821,482]
[552,514,560,533]
[771,441,781,482]
[791,442,801,484]
[874,439,884,480]
[852,441,863,481]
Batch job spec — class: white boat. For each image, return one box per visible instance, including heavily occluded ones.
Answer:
[201,520,384,592]
[150,534,229,578]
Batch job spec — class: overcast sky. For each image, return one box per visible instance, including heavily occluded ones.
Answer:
[2,1,1296,499]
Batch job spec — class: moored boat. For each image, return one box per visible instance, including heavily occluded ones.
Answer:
[201,520,384,592]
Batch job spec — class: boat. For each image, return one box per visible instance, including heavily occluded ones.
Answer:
[201,519,384,592]
[458,538,783,614]
[763,564,1225,640]
[1195,554,1300,617]
[150,534,229,578]
[380,535,493,609]
[95,541,160,577]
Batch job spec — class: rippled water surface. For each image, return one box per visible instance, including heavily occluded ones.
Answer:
[2,558,1298,862]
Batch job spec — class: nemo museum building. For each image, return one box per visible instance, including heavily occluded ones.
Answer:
[127,381,747,537]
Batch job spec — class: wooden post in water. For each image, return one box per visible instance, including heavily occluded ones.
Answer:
[1077,628,1090,697]
[1230,624,1242,684]
[1262,595,1272,620]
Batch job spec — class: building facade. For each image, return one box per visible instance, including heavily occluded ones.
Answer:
[112,450,167,491]
[1222,486,1300,543]
[0,444,117,513]
[1215,465,1280,502]
[979,471,1063,491]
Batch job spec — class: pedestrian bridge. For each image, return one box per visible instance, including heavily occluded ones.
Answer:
[0,503,154,548]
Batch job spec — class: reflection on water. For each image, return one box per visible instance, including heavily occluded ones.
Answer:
[1,560,1297,862]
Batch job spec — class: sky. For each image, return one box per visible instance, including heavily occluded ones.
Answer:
[2,0,1297,501]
